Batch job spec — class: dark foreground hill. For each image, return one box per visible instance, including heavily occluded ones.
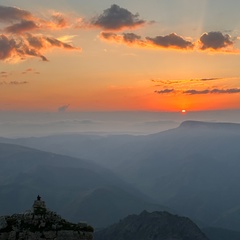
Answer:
[0,196,93,240]
[0,143,167,228]
[94,210,209,240]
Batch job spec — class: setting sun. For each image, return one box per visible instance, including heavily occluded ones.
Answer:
[181,109,186,113]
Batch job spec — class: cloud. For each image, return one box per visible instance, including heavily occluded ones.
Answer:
[0,5,81,62]
[51,12,68,28]
[5,20,38,34]
[92,4,145,31]
[101,32,194,50]
[183,89,209,95]
[58,104,70,112]
[146,33,194,49]
[9,81,28,85]
[0,34,80,62]
[22,68,34,74]
[0,80,28,85]
[211,88,240,94]
[183,88,240,95]
[199,77,221,81]
[155,89,174,94]
[100,31,146,47]
[123,33,142,43]
[0,71,8,78]
[199,31,233,50]
[151,79,182,84]
[0,5,33,22]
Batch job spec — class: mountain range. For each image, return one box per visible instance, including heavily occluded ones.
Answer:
[0,143,167,228]
[1,121,240,231]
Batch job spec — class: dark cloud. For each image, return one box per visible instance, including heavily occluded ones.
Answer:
[146,33,194,49]
[123,33,142,43]
[0,71,8,78]
[199,77,221,81]
[199,31,233,50]
[211,88,240,94]
[100,32,118,40]
[92,4,145,30]
[155,89,174,94]
[5,20,38,34]
[183,89,209,95]
[9,81,28,85]
[0,5,33,22]
[0,35,16,60]
[184,88,240,95]
[58,104,70,112]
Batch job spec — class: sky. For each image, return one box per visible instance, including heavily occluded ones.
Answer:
[1,0,240,112]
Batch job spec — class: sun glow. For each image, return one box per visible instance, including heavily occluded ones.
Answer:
[181,109,186,113]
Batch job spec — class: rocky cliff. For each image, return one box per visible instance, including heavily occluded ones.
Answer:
[0,196,93,240]
[94,210,209,240]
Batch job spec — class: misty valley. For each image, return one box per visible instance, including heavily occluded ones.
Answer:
[0,120,240,239]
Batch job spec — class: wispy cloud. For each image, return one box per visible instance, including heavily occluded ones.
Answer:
[154,89,174,94]
[58,104,70,112]
[21,68,37,74]
[183,88,240,94]
[91,4,146,31]
[0,80,29,85]
[155,88,240,95]
[198,77,221,81]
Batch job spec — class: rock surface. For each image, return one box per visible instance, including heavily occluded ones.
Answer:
[0,196,93,240]
[94,210,209,240]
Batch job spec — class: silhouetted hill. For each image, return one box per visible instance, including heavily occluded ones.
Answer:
[94,210,209,240]
[0,143,168,228]
[0,196,93,240]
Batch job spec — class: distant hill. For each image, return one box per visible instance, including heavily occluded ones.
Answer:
[3,121,240,231]
[201,227,240,240]
[0,143,168,228]
[202,227,240,240]
[94,210,209,240]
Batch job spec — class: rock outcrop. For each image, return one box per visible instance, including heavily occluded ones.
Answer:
[0,196,93,240]
[94,210,209,240]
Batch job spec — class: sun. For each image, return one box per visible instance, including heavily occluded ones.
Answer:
[181,109,186,113]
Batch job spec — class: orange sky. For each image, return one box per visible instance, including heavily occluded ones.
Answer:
[0,1,240,112]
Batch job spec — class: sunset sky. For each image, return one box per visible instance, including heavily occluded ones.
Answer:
[1,0,240,112]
